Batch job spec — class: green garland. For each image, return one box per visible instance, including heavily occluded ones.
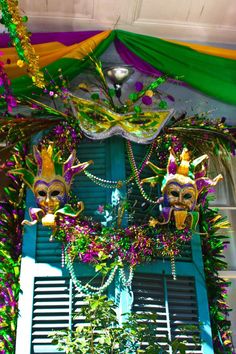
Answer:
[0,144,26,354]
[200,203,234,353]
[54,213,192,268]
[0,0,45,87]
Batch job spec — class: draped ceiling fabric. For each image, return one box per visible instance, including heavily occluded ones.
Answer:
[1,29,236,104]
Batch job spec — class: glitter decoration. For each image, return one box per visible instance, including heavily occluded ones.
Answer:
[0,0,45,88]
[0,53,17,112]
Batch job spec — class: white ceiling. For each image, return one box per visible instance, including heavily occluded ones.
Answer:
[2,0,235,45]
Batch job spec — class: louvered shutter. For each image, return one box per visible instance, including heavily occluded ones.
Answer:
[15,137,125,354]
[127,233,214,353]
[16,137,213,354]
[31,276,103,353]
[32,277,71,353]
[132,273,202,353]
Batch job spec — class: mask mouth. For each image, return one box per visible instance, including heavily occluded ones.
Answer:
[44,206,56,214]
[173,203,188,210]
[39,200,60,214]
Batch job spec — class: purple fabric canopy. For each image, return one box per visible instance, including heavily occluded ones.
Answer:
[0,30,102,47]
[0,29,185,86]
[115,38,185,86]
[115,38,163,77]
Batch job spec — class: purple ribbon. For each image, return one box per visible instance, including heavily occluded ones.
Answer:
[115,38,163,77]
[0,30,102,48]
[115,38,186,86]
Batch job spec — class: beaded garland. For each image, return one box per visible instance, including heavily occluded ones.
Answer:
[65,249,119,295]
[84,141,155,189]
[0,0,45,88]
[66,250,134,295]
[53,213,192,292]
[126,140,161,204]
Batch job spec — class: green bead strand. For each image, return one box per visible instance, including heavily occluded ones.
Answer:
[126,140,160,204]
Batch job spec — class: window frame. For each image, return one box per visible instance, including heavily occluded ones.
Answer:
[16,137,214,354]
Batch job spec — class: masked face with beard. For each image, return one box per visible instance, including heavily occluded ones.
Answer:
[34,178,68,214]
[163,174,198,211]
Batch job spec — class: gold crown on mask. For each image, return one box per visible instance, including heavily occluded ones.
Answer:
[142,147,223,194]
[11,144,93,192]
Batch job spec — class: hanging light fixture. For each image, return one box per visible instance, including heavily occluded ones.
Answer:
[105,66,134,99]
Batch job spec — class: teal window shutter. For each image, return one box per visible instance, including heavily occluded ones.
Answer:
[118,234,213,353]
[16,137,213,353]
[15,137,125,354]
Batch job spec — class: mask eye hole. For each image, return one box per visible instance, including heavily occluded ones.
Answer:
[183,193,192,200]
[171,191,179,197]
[51,190,60,197]
[38,191,47,197]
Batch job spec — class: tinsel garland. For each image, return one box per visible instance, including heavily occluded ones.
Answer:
[200,203,235,354]
[54,214,192,267]
[0,145,26,354]
[0,0,45,88]
[0,54,17,113]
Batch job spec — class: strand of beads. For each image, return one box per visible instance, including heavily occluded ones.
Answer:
[126,140,160,204]
[65,249,118,295]
[119,266,134,287]
[83,142,155,188]
[84,171,120,189]
[125,141,155,184]
[61,245,65,268]
[66,254,93,295]
[85,266,118,292]
[170,252,176,280]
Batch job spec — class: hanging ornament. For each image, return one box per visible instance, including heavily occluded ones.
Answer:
[11,144,93,227]
[143,147,223,230]
[70,96,173,143]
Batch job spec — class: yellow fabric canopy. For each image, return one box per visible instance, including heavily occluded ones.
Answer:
[1,30,112,79]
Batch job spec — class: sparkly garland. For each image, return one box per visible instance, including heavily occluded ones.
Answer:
[0,55,17,113]
[0,145,26,354]
[54,214,192,279]
[0,0,45,88]
[200,203,235,354]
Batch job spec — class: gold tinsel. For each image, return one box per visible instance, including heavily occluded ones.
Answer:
[4,0,45,88]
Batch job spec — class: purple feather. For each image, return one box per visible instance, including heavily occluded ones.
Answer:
[63,150,76,173]
[33,146,42,175]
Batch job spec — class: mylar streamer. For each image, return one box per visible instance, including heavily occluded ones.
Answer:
[0,0,45,88]
[143,147,223,230]
[11,144,93,227]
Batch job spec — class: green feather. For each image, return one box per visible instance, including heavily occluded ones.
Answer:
[10,168,35,189]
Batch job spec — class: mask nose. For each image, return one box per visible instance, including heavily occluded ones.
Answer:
[178,193,183,203]
[45,192,51,205]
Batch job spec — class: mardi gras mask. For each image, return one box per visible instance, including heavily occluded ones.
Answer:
[70,96,173,143]
[33,179,67,214]
[163,176,197,212]
[143,148,223,230]
[11,144,93,227]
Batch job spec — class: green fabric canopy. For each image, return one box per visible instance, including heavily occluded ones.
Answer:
[10,30,236,106]
[116,30,236,105]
